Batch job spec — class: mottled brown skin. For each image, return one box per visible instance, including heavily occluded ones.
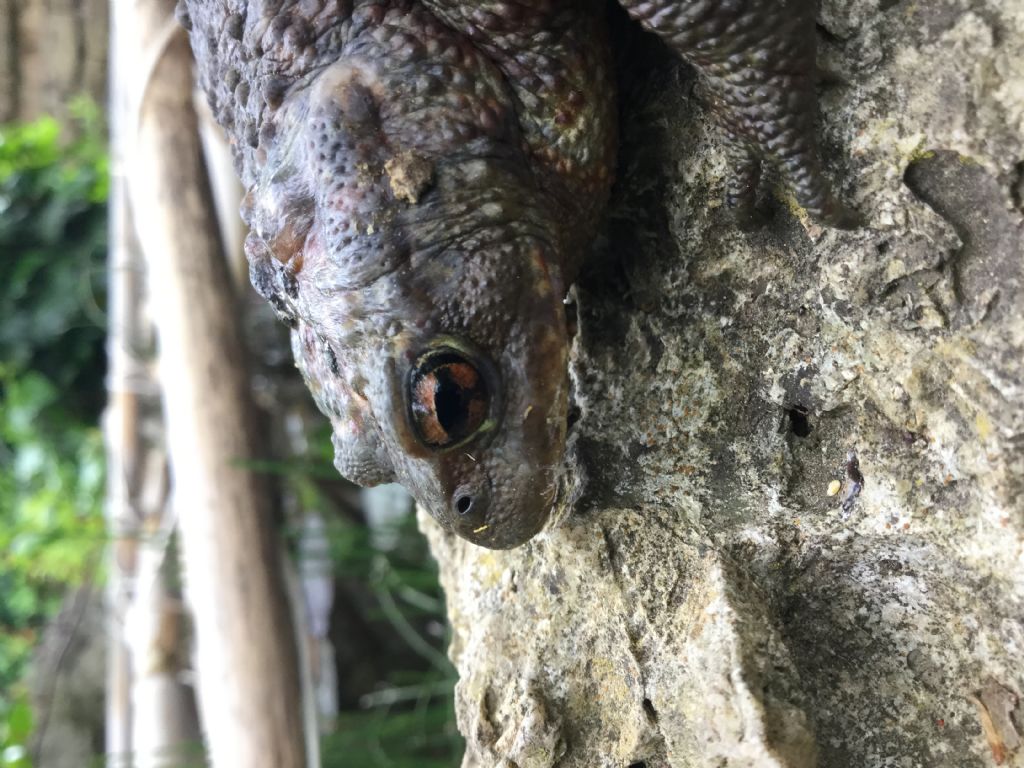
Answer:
[179,0,852,548]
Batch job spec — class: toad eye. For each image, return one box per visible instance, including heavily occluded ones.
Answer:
[409,350,490,448]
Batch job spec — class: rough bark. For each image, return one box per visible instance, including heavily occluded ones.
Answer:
[423,2,1024,767]
[124,2,307,766]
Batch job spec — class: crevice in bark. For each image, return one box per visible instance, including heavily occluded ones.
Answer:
[641,698,658,725]
[1011,159,1024,213]
[601,525,670,762]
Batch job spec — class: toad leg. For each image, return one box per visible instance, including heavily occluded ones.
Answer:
[621,0,857,227]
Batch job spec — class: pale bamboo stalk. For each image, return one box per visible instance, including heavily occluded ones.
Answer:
[126,469,202,768]
[109,2,200,760]
[104,0,140,761]
[123,2,307,766]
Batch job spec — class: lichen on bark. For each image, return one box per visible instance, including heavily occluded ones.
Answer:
[422,2,1024,766]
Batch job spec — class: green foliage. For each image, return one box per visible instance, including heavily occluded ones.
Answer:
[0,102,109,419]
[322,704,462,768]
[318,512,464,767]
[0,104,109,763]
[278,427,463,766]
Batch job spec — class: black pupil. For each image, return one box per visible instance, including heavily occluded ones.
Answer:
[434,366,469,434]
[410,352,488,447]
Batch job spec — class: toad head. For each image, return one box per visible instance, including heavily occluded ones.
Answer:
[245,61,576,549]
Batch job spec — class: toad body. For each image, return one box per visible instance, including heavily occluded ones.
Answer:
[179,0,852,548]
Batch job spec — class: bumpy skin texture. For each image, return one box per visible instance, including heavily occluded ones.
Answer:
[178,0,848,548]
[621,0,853,222]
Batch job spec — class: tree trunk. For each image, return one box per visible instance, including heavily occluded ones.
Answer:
[423,3,1024,767]
[177,0,1024,765]
[123,2,307,766]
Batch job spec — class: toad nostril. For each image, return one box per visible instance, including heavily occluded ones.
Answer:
[452,482,489,525]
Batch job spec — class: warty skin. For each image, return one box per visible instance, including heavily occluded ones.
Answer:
[178,0,852,548]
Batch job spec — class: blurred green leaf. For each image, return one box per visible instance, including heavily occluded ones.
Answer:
[5,701,32,744]
[0,689,34,768]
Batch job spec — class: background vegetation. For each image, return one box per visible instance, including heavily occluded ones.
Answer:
[0,106,108,766]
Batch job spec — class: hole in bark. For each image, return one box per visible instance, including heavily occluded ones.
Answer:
[628,763,647,768]
[455,495,473,515]
[564,293,579,341]
[324,343,340,377]
[1012,160,1024,212]
[567,405,582,431]
[815,22,844,44]
[642,697,658,723]
[787,407,813,438]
